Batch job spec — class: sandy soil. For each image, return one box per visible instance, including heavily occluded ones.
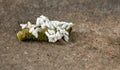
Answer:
[0,0,120,70]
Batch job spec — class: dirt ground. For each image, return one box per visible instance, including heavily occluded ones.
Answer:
[0,0,120,70]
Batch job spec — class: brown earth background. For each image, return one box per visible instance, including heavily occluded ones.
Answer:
[0,0,120,70]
